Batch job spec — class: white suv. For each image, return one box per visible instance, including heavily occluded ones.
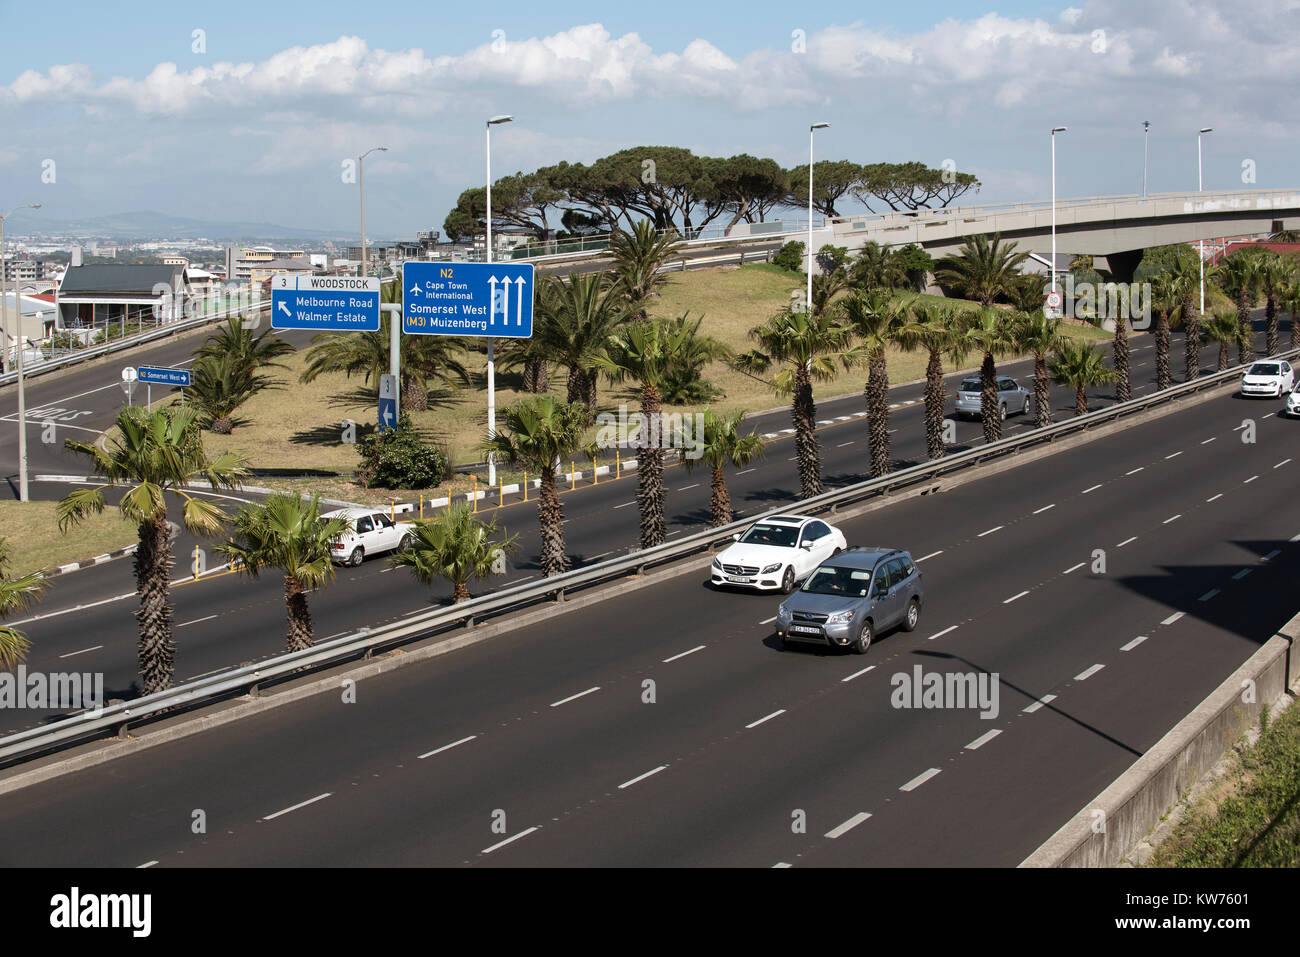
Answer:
[324,507,415,566]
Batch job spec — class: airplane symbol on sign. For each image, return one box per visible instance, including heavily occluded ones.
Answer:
[409,284,421,297]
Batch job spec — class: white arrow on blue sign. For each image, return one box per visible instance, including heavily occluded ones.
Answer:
[402,261,534,338]
[270,274,381,332]
[378,373,398,431]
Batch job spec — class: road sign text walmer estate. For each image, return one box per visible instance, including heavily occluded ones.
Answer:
[270,275,380,332]
[402,262,534,338]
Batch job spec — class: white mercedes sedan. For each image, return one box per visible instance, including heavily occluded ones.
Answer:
[710,514,848,593]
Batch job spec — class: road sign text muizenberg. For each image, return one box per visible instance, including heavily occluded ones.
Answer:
[402,262,534,338]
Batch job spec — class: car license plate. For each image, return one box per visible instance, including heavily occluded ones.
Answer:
[790,624,822,635]
[726,575,753,583]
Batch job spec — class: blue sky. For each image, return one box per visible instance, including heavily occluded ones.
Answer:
[1,0,1295,240]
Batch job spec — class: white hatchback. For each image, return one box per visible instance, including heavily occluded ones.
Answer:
[323,507,416,566]
[710,514,848,593]
[1241,360,1294,398]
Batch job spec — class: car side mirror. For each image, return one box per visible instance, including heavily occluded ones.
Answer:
[801,541,813,550]
[731,533,740,541]
[874,583,887,598]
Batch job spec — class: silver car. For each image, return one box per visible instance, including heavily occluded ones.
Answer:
[954,375,1031,421]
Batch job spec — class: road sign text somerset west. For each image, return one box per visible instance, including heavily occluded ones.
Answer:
[270,275,380,332]
[136,365,192,387]
[402,262,534,338]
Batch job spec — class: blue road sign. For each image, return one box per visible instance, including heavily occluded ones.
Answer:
[378,374,398,432]
[136,365,191,387]
[402,261,534,338]
[270,275,380,332]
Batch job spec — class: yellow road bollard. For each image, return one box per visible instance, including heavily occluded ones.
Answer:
[570,461,576,490]
[500,476,505,507]
[419,493,424,520]
[616,450,620,478]
[523,471,528,502]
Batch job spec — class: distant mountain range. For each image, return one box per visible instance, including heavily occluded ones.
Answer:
[5,209,353,244]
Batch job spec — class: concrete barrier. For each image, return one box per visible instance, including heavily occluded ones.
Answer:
[1020,614,1299,867]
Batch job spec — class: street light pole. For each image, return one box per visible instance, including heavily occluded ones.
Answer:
[1,202,41,501]
[485,115,513,487]
[1051,128,1067,296]
[1198,128,1213,318]
[807,123,829,315]
[1142,120,1150,198]
[358,146,388,279]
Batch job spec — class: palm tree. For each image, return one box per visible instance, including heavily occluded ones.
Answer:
[1169,254,1202,381]
[934,234,1030,306]
[0,538,46,669]
[600,317,727,548]
[681,409,765,526]
[1284,278,1300,352]
[849,241,908,293]
[300,315,471,413]
[188,351,279,434]
[810,270,849,318]
[1147,271,1180,391]
[898,302,966,458]
[1111,310,1132,403]
[1259,253,1296,356]
[840,291,909,476]
[1013,310,1066,428]
[1202,310,1244,372]
[57,406,248,694]
[1006,271,1049,313]
[953,307,1018,442]
[194,314,295,370]
[390,505,518,603]
[215,494,352,653]
[482,396,588,577]
[1049,341,1118,416]
[609,220,683,319]
[1214,252,1261,367]
[533,272,637,410]
[732,308,853,498]
[658,313,730,404]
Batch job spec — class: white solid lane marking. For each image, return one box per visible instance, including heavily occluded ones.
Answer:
[737,468,758,475]
[978,525,1004,537]
[1023,694,1057,714]
[419,735,478,759]
[1206,493,1222,502]
[1163,514,1181,524]
[927,625,958,641]
[1074,664,1105,681]
[137,861,159,869]
[900,768,941,792]
[1232,568,1252,580]
[1126,467,1145,476]
[1003,590,1030,604]
[842,665,876,682]
[746,709,786,729]
[1033,504,1055,514]
[1064,562,1085,574]
[1117,536,1137,547]
[613,501,636,509]
[619,765,668,789]
[759,615,778,625]
[263,792,332,821]
[676,483,699,491]
[837,441,854,447]
[1162,612,1185,625]
[824,811,872,839]
[1121,635,1149,652]
[1201,437,1216,444]
[550,686,601,708]
[1082,484,1102,494]
[663,645,705,663]
[965,729,1002,750]
[177,614,217,628]
[773,862,792,868]
[1276,459,1292,468]
[1199,589,1220,601]
[58,645,103,659]
[916,550,943,562]
[481,826,540,855]
[1244,475,1258,484]
[1165,451,1183,459]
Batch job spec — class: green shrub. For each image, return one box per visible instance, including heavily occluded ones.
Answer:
[772,241,806,273]
[355,414,449,489]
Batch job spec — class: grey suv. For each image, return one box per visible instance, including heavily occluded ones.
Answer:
[774,547,924,654]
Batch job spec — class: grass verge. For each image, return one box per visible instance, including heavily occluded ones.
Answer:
[0,500,138,577]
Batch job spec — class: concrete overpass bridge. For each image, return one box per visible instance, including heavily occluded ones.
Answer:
[820,188,1300,280]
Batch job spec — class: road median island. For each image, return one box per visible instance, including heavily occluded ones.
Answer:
[0,371,1246,792]
[1021,615,1300,868]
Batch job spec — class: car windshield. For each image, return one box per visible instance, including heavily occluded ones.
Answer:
[1249,363,1280,376]
[960,378,981,392]
[802,566,872,597]
[738,523,799,548]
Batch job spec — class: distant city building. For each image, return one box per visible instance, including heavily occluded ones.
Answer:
[1,291,58,355]
[226,245,307,284]
[248,256,314,287]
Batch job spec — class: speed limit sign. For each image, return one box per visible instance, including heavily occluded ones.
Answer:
[1045,290,1064,317]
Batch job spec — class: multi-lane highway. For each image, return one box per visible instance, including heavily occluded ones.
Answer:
[0,309,1281,736]
[1,365,1294,865]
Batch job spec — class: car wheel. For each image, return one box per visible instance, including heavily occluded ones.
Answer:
[902,598,921,632]
[398,533,413,552]
[348,547,364,567]
[1021,398,1030,416]
[780,566,796,594]
[852,620,873,655]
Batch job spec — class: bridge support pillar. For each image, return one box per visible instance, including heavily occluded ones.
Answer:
[1101,248,1144,284]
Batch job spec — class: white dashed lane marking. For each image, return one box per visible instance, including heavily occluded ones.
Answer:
[824,812,872,838]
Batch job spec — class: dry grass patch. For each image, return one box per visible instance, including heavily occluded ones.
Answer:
[0,500,138,577]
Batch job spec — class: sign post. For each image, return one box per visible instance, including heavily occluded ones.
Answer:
[120,366,137,406]
[402,261,534,483]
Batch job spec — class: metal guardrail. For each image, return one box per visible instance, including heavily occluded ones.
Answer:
[0,351,1286,768]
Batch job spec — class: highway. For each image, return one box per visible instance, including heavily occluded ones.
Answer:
[0,374,1294,866]
[0,310,1281,735]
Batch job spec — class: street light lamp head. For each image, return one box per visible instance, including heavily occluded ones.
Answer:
[488,115,513,125]
[1200,127,1213,133]
[811,122,830,130]
[1052,126,1068,133]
